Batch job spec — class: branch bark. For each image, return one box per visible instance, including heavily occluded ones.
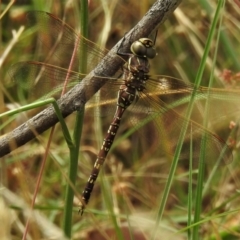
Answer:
[0,0,182,157]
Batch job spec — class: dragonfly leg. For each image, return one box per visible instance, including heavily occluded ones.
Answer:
[117,33,132,57]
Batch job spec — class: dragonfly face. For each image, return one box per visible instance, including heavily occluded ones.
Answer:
[130,38,156,59]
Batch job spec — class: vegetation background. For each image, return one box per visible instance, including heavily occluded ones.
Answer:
[0,0,240,239]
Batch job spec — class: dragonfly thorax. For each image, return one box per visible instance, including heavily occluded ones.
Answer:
[127,55,150,73]
[123,53,150,91]
[124,71,147,91]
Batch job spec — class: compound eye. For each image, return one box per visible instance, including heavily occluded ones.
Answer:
[146,48,156,59]
[130,38,156,58]
[130,41,146,56]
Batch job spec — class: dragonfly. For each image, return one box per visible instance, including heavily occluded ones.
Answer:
[9,11,237,214]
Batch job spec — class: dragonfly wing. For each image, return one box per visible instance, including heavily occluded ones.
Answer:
[124,76,233,166]
[26,11,124,76]
[8,61,85,101]
[8,60,124,116]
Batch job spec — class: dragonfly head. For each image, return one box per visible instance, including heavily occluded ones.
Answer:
[130,38,156,59]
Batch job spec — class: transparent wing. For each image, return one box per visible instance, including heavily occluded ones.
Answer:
[27,11,107,72]
[123,75,238,166]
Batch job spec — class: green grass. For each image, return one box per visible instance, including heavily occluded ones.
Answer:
[1,0,240,239]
